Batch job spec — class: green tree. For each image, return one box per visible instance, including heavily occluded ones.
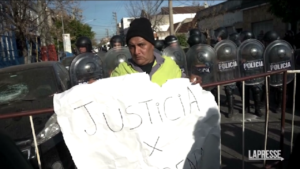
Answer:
[267,0,300,32]
[176,34,188,47]
[52,18,95,51]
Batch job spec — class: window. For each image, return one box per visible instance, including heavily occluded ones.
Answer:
[0,67,58,104]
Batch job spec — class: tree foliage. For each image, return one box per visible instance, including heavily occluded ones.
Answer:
[176,34,188,47]
[267,0,299,23]
[0,0,80,63]
[52,18,95,50]
[267,0,300,31]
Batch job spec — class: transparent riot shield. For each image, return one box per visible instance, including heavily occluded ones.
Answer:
[214,40,239,85]
[102,47,131,77]
[264,40,295,86]
[238,39,265,85]
[69,53,103,87]
[186,44,216,90]
[162,45,188,75]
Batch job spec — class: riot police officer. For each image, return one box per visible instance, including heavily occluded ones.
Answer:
[189,28,201,37]
[69,53,104,86]
[229,32,241,47]
[75,36,93,54]
[263,31,283,113]
[186,33,212,97]
[187,34,207,47]
[237,30,263,117]
[110,35,125,49]
[164,35,179,47]
[214,27,237,118]
[154,40,164,52]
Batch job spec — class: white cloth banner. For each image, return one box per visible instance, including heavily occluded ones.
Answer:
[53,73,221,169]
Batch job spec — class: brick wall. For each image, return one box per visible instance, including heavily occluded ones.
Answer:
[243,4,287,37]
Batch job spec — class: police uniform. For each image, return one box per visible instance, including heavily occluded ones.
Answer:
[214,27,237,118]
[236,31,263,117]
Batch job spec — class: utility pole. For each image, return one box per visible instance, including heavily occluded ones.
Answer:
[106,29,109,38]
[168,0,174,35]
[112,12,119,35]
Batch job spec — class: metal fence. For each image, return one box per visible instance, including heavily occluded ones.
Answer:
[0,69,299,169]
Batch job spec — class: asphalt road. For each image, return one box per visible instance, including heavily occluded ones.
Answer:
[217,86,300,169]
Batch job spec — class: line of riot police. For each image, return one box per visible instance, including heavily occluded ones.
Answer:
[184,28,295,118]
[67,28,295,119]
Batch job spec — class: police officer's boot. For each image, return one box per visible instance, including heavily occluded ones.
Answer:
[225,87,234,118]
[253,86,263,117]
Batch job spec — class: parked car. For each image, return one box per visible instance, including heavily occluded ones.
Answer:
[0,62,76,169]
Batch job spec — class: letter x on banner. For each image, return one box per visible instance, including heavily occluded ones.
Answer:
[54,73,221,169]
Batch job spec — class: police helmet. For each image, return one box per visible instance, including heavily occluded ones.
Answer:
[154,40,164,51]
[239,30,255,42]
[229,32,241,46]
[70,53,103,86]
[187,34,206,47]
[189,29,201,37]
[75,36,93,53]
[263,31,280,44]
[164,35,178,46]
[214,27,228,40]
[110,35,124,48]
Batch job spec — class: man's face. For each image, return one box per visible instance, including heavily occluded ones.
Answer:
[79,47,87,53]
[113,42,122,48]
[128,37,154,65]
[217,37,222,42]
[170,42,177,47]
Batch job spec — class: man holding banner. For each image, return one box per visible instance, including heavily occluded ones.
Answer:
[110,18,189,86]
[53,17,220,169]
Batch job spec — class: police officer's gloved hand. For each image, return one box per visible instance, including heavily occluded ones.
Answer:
[190,74,202,86]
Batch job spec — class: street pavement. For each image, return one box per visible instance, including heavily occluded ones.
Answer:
[217,86,300,169]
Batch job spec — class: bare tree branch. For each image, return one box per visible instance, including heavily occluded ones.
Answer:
[0,0,81,63]
[125,0,164,31]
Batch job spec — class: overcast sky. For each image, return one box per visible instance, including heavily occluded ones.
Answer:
[78,0,225,41]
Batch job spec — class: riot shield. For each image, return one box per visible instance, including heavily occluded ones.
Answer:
[186,44,216,90]
[264,40,294,86]
[69,53,103,86]
[238,39,265,85]
[162,45,188,75]
[102,46,131,77]
[214,40,239,85]
[98,50,107,62]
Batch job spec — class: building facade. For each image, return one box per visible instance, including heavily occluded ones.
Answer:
[0,2,21,68]
[195,0,288,39]
[155,6,204,40]
[120,17,135,36]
